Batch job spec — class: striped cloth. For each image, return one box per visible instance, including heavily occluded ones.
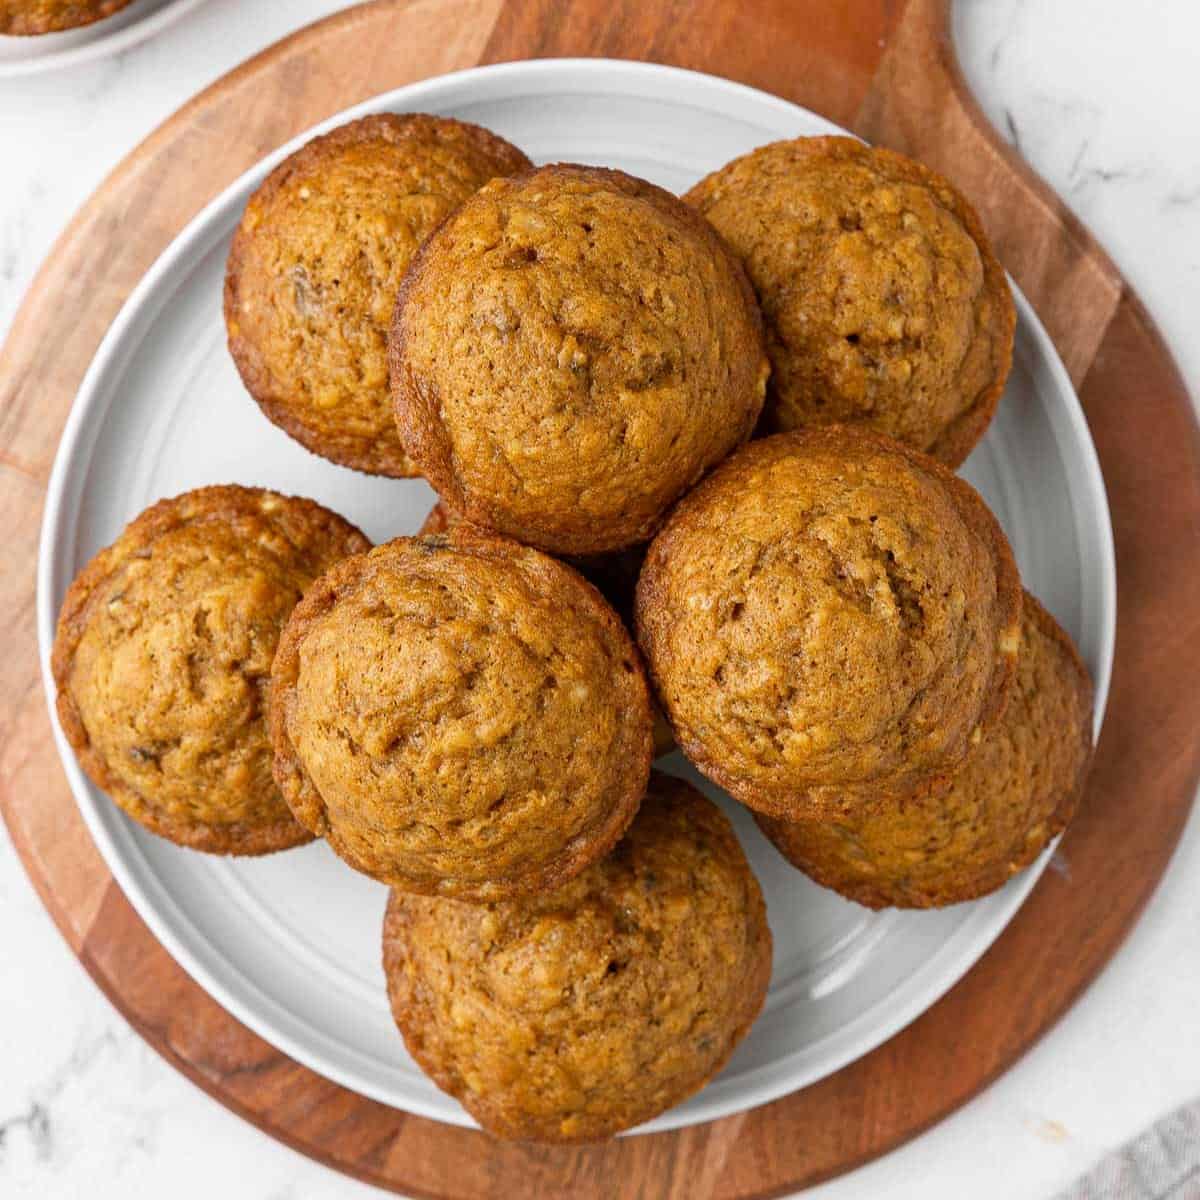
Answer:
[1056,1100,1200,1200]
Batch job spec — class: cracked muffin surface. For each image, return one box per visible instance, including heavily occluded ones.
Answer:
[270,526,654,899]
[51,485,370,854]
[382,771,772,1142]
[685,136,1014,466]
[225,114,531,477]
[418,498,675,758]
[390,163,769,555]
[417,496,647,626]
[757,592,1093,907]
[635,428,1022,819]
[0,0,132,33]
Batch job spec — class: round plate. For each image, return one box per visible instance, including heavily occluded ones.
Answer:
[0,0,206,77]
[36,59,1115,1136]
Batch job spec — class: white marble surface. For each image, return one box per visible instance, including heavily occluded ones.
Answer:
[1,2,1197,1197]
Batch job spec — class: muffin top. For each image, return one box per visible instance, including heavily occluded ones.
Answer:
[224,114,530,477]
[757,592,1094,907]
[418,497,646,626]
[270,526,653,899]
[418,499,674,759]
[636,428,1022,818]
[0,0,132,34]
[685,136,1015,466]
[51,485,370,854]
[382,771,772,1142]
[391,164,769,555]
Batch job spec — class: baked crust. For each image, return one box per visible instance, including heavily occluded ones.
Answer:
[225,114,530,477]
[685,136,1015,467]
[756,592,1094,907]
[391,163,769,554]
[382,771,772,1142]
[418,498,676,759]
[51,484,370,855]
[270,525,654,899]
[0,0,133,35]
[635,427,1022,818]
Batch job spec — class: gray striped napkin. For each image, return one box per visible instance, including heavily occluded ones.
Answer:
[1054,1100,1200,1200]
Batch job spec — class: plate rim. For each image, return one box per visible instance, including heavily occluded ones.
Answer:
[0,0,208,79]
[34,56,1117,1135]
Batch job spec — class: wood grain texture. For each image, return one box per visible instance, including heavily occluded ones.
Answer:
[1,0,1197,1195]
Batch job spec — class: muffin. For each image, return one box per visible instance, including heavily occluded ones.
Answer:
[382,771,772,1142]
[224,114,531,477]
[51,485,370,854]
[757,593,1094,907]
[418,498,645,625]
[270,526,653,899]
[391,163,769,555]
[418,498,674,757]
[1,0,132,34]
[415,497,457,538]
[636,428,1022,819]
[685,136,1015,466]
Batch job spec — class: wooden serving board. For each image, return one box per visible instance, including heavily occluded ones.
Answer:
[2,1,1198,1196]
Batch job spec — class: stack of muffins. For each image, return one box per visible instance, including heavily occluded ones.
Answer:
[52,113,1095,1142]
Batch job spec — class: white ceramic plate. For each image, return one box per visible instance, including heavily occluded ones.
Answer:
[0,0,205,77]
[36,59,1115,1135]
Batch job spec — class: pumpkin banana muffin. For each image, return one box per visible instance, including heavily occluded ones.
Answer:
[418,497,646,625]
[270,526,654,899]
[757,592,1093,908]
[418,498,674,757]
[51,485,370,855]
[391,163,769,555]
[635,428,1022,820]
[1,0,132,33]
[382,771,772,1142]
[685,136,1015,466]
[224,114,531,477]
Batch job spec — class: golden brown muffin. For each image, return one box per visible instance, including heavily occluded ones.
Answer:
[685,136,1015,466]
[416,497,457,538]
[418,498,675,758]
[225,114,530,477]
[0,0,132,34]
[51,485,370,855]
[417,497,645,625]
[270,527,654,899]
[391,163,769,555]
[636,428,1022,819]
[382,771,772,1142]
[757,593,1093,907]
